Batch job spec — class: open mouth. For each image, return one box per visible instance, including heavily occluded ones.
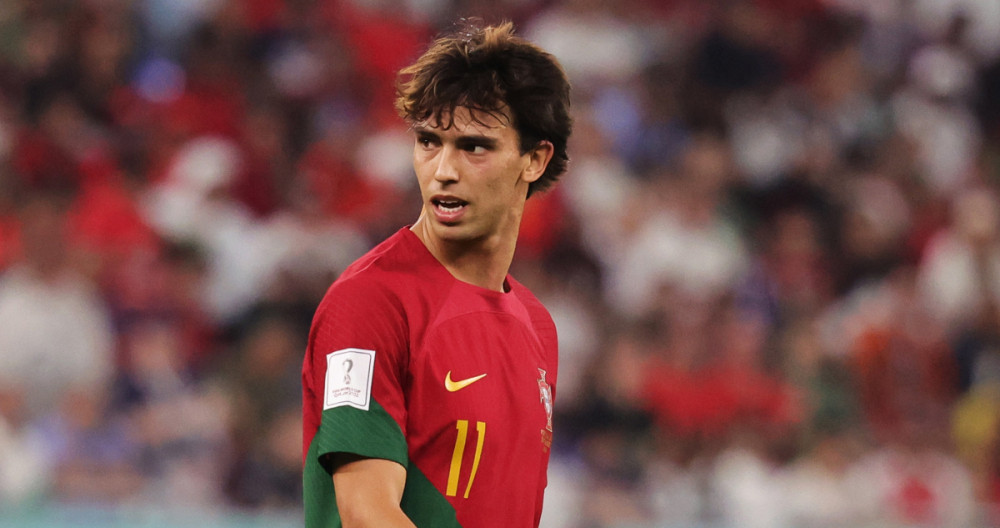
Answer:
[431,197,469,223]
[432,198,468,212]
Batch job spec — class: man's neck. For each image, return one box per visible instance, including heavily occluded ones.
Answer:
[411,217,518,293]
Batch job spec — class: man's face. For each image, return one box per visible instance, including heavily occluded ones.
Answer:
[411,106,543,245]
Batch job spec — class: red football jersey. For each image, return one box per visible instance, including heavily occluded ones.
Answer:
[302,228,558,527]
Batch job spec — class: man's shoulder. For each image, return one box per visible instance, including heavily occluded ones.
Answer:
[507,276,547,312]
[319,228,428,308]
[335,229,420,284]
[507,276,557,336]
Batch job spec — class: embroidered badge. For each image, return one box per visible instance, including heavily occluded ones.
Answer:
[324,348,375,411]
[538,368,553,450]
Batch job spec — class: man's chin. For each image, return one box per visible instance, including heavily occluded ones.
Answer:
[433,222,470,239]
[432,221,485,244]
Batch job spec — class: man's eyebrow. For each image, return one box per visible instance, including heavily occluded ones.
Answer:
[412,126,438,137]
[412,126,499,146]
[455,134,498,147]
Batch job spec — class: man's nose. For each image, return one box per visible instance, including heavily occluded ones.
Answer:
[434,146,460,183]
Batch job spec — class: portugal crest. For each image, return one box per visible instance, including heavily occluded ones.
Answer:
[538,368,553,450]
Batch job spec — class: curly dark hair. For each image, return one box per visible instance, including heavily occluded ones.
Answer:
[395,20,572,197]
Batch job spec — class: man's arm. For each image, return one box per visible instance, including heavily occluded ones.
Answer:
[331,454,417,528]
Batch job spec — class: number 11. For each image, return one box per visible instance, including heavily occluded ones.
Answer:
[446,420,486,498]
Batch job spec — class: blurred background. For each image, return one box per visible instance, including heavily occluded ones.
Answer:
[1,0,999,526]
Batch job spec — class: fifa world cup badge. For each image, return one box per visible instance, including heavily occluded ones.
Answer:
[538,368,553,450]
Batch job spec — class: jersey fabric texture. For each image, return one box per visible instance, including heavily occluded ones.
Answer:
[302,227,558,528]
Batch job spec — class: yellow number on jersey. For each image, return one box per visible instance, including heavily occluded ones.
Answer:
[446,420,486,498]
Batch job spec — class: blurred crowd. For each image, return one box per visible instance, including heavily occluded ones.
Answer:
[0,0,1000,526]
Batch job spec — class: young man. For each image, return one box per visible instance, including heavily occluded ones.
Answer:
[301,21,572,528]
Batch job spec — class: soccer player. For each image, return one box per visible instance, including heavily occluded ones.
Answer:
[301,20,572,528]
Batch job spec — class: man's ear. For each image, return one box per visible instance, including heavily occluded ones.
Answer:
[522,141,554,184]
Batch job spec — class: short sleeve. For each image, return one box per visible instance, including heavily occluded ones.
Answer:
[303,275,410,472]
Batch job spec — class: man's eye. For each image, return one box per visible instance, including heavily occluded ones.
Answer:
[465,145,487,154]
[417,137,435,148]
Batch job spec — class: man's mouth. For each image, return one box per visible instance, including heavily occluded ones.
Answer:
[431,197,469,223]
[433,198,468,212]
